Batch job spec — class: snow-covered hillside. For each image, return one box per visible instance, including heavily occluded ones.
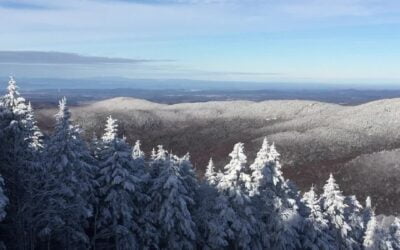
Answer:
[36,97,400,215]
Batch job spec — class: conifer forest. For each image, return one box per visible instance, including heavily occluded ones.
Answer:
[0,77,399,250]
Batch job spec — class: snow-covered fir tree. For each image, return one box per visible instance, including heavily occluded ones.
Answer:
[94,116,148,250]
[217,142,263,250]
[301,186,335,250]
[195,158,229,250]
[132,140,145,162]
[2,76,24,109]
[204,158,218,186]
[363,196,374,227]
[36,98,95,248]
[249,138,302,250]
[0,77,44,249]
[25,102,43,151]
[385,217,400,250]
[150,147,157,160]
[363,209,383,250]
[129,139,158,250]
[344,195,364,249]
[320,174,353,249]
[249,138,270,197]
[178,153,199,199]
[130,140,148,190]
[142,145,169,249]
[149,145,168,177]
[147,150,197,249]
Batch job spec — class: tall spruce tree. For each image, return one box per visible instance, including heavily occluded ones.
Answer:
[344,195,364,249]
[363,196,374,227]
[385,217,400,250]
[36,98,94,249]
[129,139,157,250]
[132,140,145,164]
[0,77,43,249]
[204,158,218,186]
[320,174,353,249]
[249,138,302,250]
[25,102,43,151]
[178,153,199,200]
[94,116,148,250]
[142,145,168,249]
[147,150,197,249]
[149,145,168,178]
[217,142,263,250]
[249,138,270,197]
[195,158,228,249]
[363,209,383,250]
[301,186,335,250]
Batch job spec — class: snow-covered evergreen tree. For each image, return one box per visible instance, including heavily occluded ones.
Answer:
[147,150,197,249]
[141,145,168,249]
[25,102,43,151]
[149,145,168,177]
[301,186,335,250]
[2,76,25,109]
[249,137,270,197]
[36,98,94,248]
[204,158,218,186]
[195,159,228,250]
[249,138,302,250]
[178,153,199,199]
[0,77,44,249]
[150,147,157,160]
[217,142,263,250]
[344,195,364,249]
[130,140,147,188]
[130,139,158,250]
[320,174,353,249]
[385,217,400,250]
[94,116,149,249]
[363,209,383,250]
[132,140,145,162]
[363,196,374,227]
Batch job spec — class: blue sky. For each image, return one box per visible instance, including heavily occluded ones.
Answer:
[1,0,400,84]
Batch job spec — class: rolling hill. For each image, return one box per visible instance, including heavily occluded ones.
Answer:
[36,97,400,215]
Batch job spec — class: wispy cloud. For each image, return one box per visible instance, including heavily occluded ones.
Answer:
[0,51,171,65]
[102,0,260,4]
[185,69,282,76]
[1,0,400,82]
[0,0,54,10]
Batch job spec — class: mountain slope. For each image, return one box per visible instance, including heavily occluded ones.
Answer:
[36,97,400,214]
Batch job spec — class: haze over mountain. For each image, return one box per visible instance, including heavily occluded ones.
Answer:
[4,77,400,91]
[36,97,400,215]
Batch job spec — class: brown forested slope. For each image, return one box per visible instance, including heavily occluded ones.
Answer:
[36,97,400,214]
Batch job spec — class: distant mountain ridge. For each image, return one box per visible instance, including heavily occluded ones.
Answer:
[4,76,400,90]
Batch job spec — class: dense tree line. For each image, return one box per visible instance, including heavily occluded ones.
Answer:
[0,77,399,249]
